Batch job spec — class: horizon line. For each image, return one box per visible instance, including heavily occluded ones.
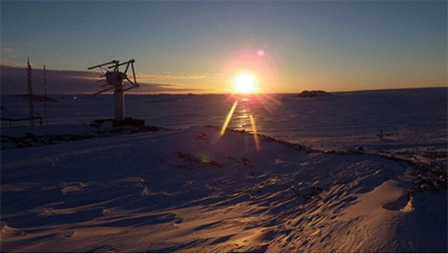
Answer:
[2,86,446,97]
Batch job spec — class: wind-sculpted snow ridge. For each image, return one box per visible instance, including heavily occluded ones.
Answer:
[1,126,446,252]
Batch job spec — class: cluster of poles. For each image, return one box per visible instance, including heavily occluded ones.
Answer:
[26,57,49,126]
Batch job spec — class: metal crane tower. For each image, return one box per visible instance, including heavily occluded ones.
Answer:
[88,59,139,121]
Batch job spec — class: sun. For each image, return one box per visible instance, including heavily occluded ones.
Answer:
[233,72,257,94]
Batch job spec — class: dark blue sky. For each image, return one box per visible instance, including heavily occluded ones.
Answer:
[1,1,446,93]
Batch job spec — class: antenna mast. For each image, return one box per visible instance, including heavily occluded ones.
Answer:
[44,65,49,124]
[27,57,34,126]
[88,59,139,121]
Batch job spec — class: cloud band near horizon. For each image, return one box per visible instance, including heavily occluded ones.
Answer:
[1,65,211,95]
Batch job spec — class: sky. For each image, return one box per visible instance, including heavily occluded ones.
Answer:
[1,0,447,94]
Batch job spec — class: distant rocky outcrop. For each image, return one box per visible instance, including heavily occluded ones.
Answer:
[298,90,331,98]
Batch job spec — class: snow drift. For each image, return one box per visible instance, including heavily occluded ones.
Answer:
[1,124,446,252]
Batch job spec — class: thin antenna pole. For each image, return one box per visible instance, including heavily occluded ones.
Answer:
[44,65,48,124]
[27,57,34,126]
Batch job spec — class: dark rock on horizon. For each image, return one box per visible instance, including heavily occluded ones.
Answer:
[298,90,331,98]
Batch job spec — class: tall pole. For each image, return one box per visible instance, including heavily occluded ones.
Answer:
[114,82,125,121]
[44,65,48,124]
[27,57,34,126]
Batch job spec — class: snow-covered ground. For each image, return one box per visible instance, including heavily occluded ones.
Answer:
[2,88,446,151]
[1,88,447,252]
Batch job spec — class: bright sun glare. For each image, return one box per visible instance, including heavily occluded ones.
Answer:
[233,72,257,94]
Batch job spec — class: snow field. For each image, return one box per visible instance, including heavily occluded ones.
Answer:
[1,125,446,252]
[1,88,446,252]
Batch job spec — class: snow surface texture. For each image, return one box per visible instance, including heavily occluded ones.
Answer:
[1,88,447,252]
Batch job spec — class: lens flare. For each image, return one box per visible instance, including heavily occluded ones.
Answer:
[249,114,260,151]
[220,100,239,136]
[220,96,262,151]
